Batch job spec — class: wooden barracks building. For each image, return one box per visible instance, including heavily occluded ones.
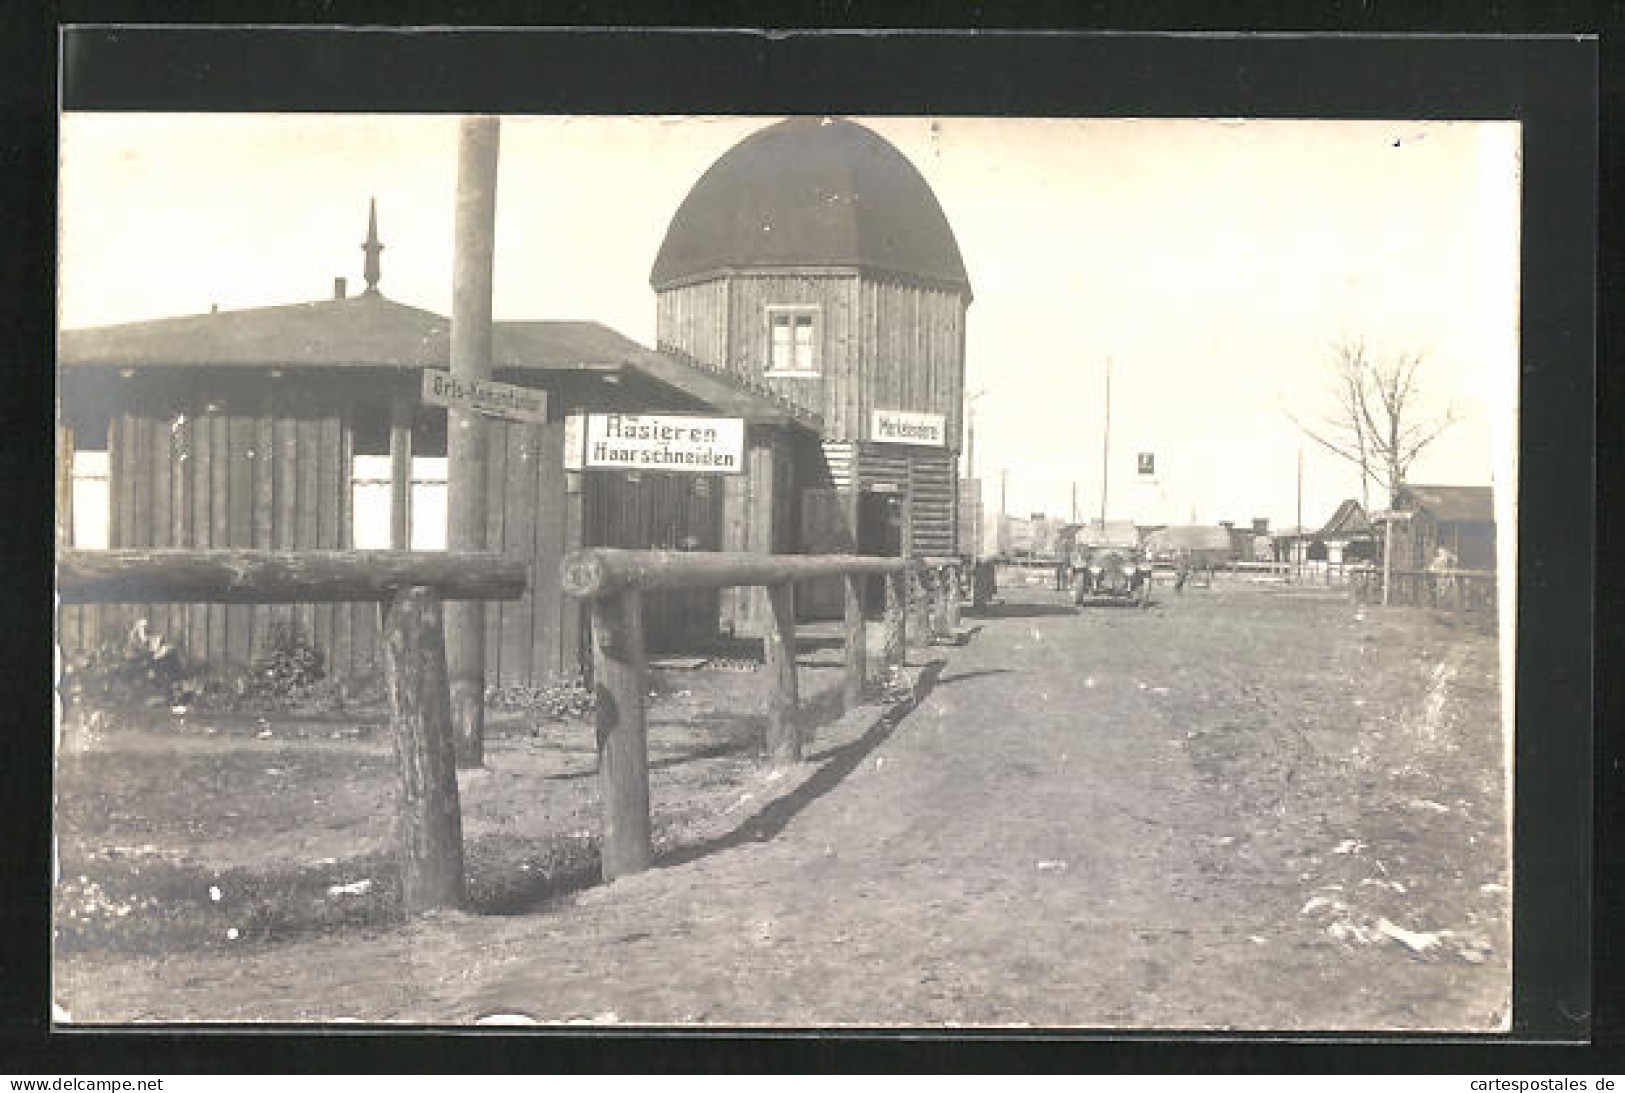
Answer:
[57,116,973,685]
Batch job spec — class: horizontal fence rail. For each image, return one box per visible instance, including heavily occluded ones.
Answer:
[1349,565,1498,625]
[57,549,528,605]
[55,548,527,917]
[560,547,915,598]
[560,548,956,882]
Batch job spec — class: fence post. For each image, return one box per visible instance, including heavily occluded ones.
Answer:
[842,573,865,713]
[883,570,907,669]
[763,581,801,764]
[593,589,652,880]
[381,585,467,914]
[931,566,952,641]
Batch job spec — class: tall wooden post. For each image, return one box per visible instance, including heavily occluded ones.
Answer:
[593,590,652,880]
[446,115,501,769]
[842,573,865,712]
[381,586,467,913]
[389,396,414,550]
[56,419,75,549]
[882,570,907,668]
[763,581,800,764]
[1382,516,1395,606]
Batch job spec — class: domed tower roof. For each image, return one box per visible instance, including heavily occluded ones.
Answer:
[651,117,971,298]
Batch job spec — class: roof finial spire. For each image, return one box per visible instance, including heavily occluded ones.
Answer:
[361,197,383,295]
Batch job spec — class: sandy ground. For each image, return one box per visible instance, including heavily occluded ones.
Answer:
[53,580,1508,1029]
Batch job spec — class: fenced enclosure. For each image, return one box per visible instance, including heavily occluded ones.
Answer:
[1350,565,1498,627]
[561,548,955,880]
[56,548,528,914]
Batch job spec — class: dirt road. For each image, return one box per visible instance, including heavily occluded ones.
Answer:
[57,582,1508,1029]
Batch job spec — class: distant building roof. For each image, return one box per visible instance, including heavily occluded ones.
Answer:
[1395,484,1495,524]
[1074,519,1141,549]
[58,294,817,429]
[1144,525,1234,552]
[650,117,972,296]
[1317,499,1375,539]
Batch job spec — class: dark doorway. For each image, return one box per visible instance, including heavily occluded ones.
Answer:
[858,490,903,611]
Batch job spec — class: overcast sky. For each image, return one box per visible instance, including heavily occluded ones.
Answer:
[58,114,1520,530]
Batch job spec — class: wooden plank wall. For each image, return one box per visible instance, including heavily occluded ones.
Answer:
[655,273,966,448]
[583,466,723,650]
[865,278,965,447]
[856,444,957,558]
[482,417,575,688]
[85,387,369,678]
[69,386,588,689]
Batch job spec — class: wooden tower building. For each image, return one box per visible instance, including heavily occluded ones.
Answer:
[650,116,973,619]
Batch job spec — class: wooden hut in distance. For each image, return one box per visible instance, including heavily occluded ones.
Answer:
[1388,484,1496,570]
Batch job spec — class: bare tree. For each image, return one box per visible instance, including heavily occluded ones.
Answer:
[1288,338,1460,509]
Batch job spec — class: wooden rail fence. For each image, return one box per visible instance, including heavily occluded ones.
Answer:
[1349,565,1498,626]
[56,548,528,915]
[560,548,950,881]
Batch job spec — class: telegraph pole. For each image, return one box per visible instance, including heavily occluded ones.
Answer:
[1098,356,1112,528]
[1295,445,1304,584]
[446,115,500,769]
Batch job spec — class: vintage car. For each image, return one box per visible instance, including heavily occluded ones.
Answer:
[1070,543,1153,606]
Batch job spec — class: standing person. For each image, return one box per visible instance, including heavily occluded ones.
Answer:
[1429,543,1458,609]
[1174,549,1191,594]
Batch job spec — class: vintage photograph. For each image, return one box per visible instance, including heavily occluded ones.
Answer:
[54,112,1518,1028]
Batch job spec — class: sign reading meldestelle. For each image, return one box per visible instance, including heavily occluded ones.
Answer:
[871,409,947,446]
[582,413,744,474]
[421,370,548,424]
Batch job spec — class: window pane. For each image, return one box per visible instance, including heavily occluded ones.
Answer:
[793,316,815,369]
[73,451,109,477]
[410,482,447,550]
[412,456,448,484]
[71,479,109,549]
[352,454,393,483]
[770,316,792,369]
[352,481,392,549]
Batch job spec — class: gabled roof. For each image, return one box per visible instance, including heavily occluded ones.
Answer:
[650,117,972,297]
[1396,484,1495,524]
[58,294,655,372]
[1317,499,1374,539]
[57,294,817,430]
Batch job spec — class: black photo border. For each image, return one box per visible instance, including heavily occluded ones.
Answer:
[4,16,1603,1075]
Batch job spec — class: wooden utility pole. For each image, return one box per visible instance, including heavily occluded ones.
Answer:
[1099,357,1112,528]
[1295,445,1304,584]
[1070,481,1078,524]
[445,116,501,769]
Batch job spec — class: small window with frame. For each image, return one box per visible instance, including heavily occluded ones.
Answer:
[766,307,819,375]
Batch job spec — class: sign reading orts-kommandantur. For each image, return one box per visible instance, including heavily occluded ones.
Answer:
[421,370,548,424]
[581,413,744,473]
[871,409,947,446]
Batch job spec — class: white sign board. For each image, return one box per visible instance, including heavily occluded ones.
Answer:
[582,413,744,474]
[421,370,548,424]
[871,409,947,447]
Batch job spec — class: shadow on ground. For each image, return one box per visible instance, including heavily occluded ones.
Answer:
[659,659,947,870]
[482,659,947,915]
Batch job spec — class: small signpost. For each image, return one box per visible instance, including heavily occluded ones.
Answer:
[421,370,548,425]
